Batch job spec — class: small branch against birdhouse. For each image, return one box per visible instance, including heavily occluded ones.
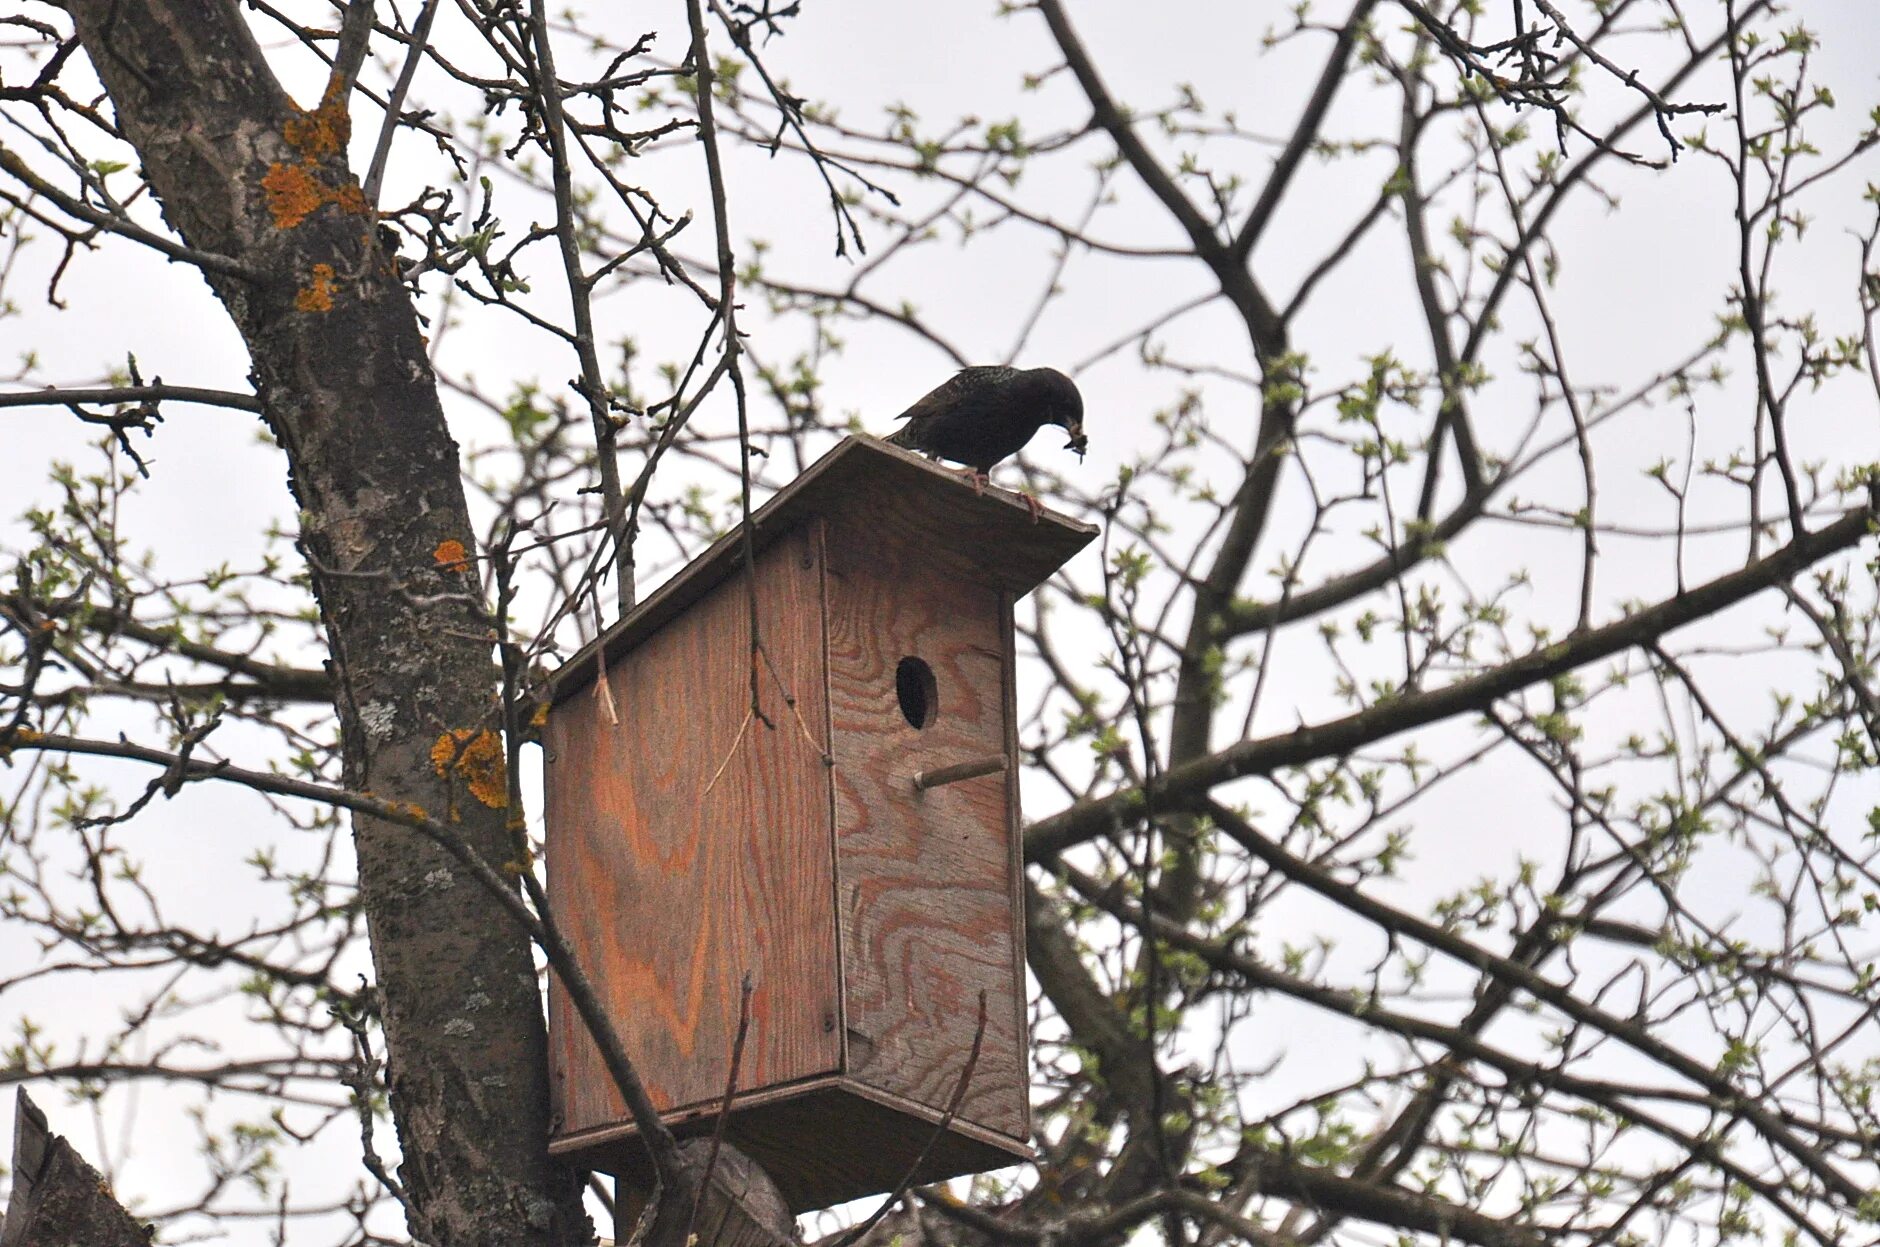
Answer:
[912,754,1008,792]
[590,595,620,727]
[833,991,990,1247]
[702,708,755,796]
[527,0,633,616]
[641,975,788,1247]
[681,0,771,735]
[683,972,754,1243]
[760,638,833,765]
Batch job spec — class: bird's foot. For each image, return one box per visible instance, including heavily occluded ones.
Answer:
[954,467,990,495]
[1020,491,1046,524]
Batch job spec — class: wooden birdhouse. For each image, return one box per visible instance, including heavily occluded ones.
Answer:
[541,435,1096,1212]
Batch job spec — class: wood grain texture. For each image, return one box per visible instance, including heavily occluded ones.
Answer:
[822,499,1030,1141]
[545,523,840,1136]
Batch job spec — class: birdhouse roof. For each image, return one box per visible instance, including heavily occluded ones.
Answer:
[548,435,1097,705]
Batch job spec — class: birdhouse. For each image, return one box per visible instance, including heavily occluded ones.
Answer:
[541,435,1096,1212]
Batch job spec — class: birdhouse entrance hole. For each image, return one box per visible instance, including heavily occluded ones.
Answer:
[896,656,937,729]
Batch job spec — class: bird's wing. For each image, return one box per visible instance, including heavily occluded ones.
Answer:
[894,365,1019,422]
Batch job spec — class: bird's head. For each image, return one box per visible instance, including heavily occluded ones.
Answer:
[1031,368,1086,459]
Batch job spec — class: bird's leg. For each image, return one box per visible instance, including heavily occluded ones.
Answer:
[953,466,989,495]
[1020,491,1045,524]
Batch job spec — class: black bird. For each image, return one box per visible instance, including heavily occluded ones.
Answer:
[885,366,1086,484]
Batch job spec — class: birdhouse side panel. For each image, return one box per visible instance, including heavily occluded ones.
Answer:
[545,523,841,1138]
[822,524,1029,1142]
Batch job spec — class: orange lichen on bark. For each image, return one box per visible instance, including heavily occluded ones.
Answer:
[432,538,470,571]
[262,161,370,230]
[1,727,43,756]
[431,728,508,809]
[295,263,338,312]
[262,162,324,229]
[282,91,351,159]
[263,93,371,232]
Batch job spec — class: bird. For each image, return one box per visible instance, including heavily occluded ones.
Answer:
[885,366,1086,489]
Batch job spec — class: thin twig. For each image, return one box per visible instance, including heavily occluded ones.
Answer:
[327,0,376,101]
[334,989,423,1233]
[590,595,620,727]
[758,638,831,763]
[530,0,633,615]
[0,384,260,413]
[683,971,755,1244]
[684,0,770,730]
[4,725,688,1189]
[833,990,989,1247]
[701,709,754,796]
[363,0,442,203]
[0,147,266,282]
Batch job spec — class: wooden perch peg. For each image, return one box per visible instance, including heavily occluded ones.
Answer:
[912,754,1008,792]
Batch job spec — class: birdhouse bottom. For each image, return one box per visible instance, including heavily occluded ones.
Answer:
[554,1077,1033,1215]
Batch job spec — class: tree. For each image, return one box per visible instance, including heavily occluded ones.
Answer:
[2,1,1876,1245]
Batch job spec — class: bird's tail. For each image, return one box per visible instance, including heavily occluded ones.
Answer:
[883,424,918,449]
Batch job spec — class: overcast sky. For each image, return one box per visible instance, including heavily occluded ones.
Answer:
[3,1,1876,1241]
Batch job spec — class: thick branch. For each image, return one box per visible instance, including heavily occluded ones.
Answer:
[1034,0,1283,349]
[0,384,261,413]
[1027,499,1879,860]
[1195,799,1867,1208]
[0,593,330,701]
[1230,0,1380,262]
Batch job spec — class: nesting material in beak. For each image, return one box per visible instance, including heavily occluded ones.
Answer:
[1065,422,1087,459]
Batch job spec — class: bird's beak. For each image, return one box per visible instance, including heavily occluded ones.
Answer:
[1065,420,1087,459]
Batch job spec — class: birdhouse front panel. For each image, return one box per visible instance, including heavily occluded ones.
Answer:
[821,508,1029,1141]
[543,522,841,1138]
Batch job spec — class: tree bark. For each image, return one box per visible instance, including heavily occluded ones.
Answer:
[0,1090,150,1247]
[640,1140,795,1247]
[63,4,589,1242]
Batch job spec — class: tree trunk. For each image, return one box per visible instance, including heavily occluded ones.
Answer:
[63,4,589,1242]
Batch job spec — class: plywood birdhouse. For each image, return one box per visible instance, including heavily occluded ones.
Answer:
[541,435,1096,1212]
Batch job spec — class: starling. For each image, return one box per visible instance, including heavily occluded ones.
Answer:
[885,366,1087,477]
